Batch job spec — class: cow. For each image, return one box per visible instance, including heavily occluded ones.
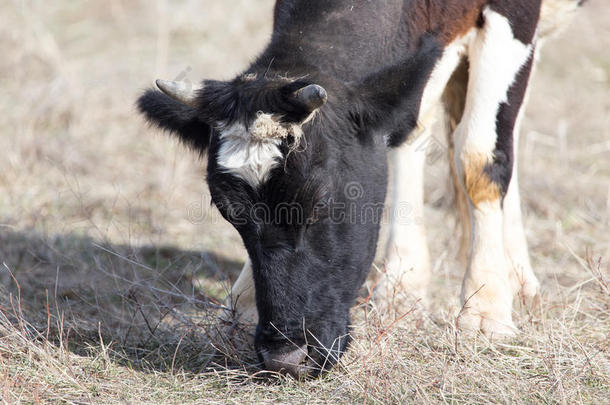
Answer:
[137,0,585,378]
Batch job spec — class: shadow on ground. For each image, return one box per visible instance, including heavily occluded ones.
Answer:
[0,229,260,375]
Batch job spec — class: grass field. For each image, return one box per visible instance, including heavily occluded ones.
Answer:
[1,1,608,403]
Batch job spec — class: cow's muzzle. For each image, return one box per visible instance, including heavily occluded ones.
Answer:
[260,344,311,378]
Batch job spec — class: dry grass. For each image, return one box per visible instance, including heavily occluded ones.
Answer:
[1,1,608,403]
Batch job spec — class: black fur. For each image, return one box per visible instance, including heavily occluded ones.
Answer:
[137,89,211,153]
[486,51,535,198]
[484,1,541,197]
[489,0,541,44]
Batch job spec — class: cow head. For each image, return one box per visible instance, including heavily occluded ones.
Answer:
[138,73,384,377]
[137,35,441,378]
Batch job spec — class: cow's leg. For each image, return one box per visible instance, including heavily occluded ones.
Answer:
[381,135,431,306]
[443,59,540,303]
[454,6,539,336]
[379,32,470,308]
[221,258,258,325]
[503,111,540,301]
[443,59,470,267]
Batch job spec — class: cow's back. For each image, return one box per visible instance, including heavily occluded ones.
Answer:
[263,0,486,81]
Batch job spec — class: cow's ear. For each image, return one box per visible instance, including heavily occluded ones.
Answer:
[137,86,211,154]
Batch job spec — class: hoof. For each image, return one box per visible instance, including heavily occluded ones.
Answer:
[457,311,518,338]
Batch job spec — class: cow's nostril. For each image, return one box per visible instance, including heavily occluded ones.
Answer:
[261,345,309,378]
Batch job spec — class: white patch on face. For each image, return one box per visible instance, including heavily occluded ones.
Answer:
[216,114,303,187]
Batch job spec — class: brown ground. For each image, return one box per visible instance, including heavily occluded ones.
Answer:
[0,1,608,403]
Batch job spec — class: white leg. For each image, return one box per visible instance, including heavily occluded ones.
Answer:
[221,258,258,325]
[381,134,431,305]
[455,8,536,336]
[503,119,540,301]
[378,30,471,309]
[459,200,517,335]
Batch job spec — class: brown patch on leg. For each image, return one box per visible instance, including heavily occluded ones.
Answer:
[463,155,502,207]
[450,146,471,264]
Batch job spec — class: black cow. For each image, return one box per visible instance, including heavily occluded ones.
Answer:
[137,0,585,377]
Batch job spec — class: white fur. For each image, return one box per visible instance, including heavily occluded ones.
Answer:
[383,133,431,303]
[503,155,540,301]
[455,9,533,162]
[502,73,540,300]
[454,8,535,335]
[216,121,282,187]
[459,201,517,334]
[419,30,475,119]
[216,114,303,187]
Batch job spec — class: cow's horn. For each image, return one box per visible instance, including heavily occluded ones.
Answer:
[155,79,201,107]
[294,84,328,112]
